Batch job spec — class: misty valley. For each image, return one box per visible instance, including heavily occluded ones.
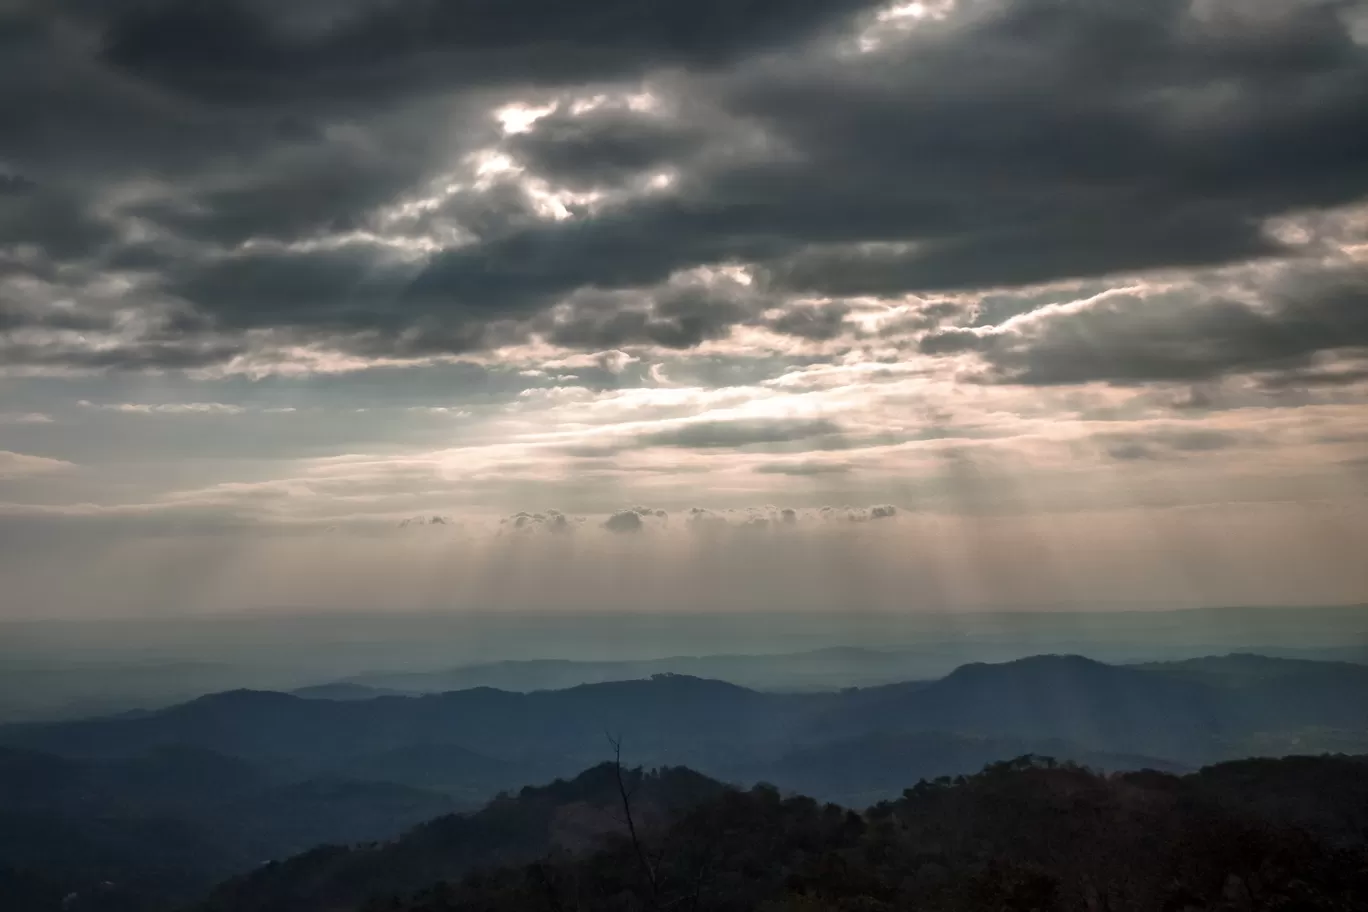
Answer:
[3,645,1368,911]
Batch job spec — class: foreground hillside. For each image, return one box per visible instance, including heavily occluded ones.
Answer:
[209,754,1368,912]
[201,764,725,912]
[0,745,458,910]
[5,753,1368,912]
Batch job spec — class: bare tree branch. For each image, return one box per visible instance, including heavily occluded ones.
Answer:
[607,733,659,909]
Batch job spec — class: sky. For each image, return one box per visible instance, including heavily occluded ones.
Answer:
[2,0,1367,619]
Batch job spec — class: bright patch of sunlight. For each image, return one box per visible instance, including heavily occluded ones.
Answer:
[471,150,521,180]
[494,102,558,134]
[524,179,603,220]
[856,0,956,52]
[569,91,662,116]
[879,2,929,21]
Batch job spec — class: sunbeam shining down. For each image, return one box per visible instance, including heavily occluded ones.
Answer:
[1,2,1368,910]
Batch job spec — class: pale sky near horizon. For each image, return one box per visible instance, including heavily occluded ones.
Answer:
[2,0,1367,618]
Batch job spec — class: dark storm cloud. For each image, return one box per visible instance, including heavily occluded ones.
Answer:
[0,14,339,185]
[5,0,1368,372]
[0,180,118,262]
[155,245,765,356]
[150,243,532,357]
[164,245,413,327]
[96,0,880,103]
[127,147,426,248]
[505,108,707,188]
[675,0,1368,293]
[759,218,1283,298]
[763,303,852,341]
[0,299,116,335]
[641,418,843,449]
[919,261,1368,386]
[399,204,790,312]
[543,285,760,350]
[0,336,250,372]
[344,0,1368,333]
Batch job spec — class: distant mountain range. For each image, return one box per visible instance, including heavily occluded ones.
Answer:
[313,646,935,695]
[3,652,1368,910]
[2,653,1368,787]
[9,653,1368,773]
[301,642,1368,699]
[4,604,1364,723]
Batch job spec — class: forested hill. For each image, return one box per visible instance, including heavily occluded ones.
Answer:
[200,764,726,912]
[207,754,1368,912]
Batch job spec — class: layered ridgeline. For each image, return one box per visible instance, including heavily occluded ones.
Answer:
[7,605,1364,724]
[2,654,1368,909]
[7,655,1368,780]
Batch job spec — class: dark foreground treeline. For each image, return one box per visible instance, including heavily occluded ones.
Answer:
[193,754,1368,912]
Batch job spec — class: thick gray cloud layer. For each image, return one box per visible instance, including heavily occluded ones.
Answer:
[2,0,1368,376]
[922,261,1368,385]
[6,1,1368,621]
[98,0,877,102]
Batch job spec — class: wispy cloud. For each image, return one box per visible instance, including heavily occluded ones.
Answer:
[0,451,74,478]
[78,401,247,415]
